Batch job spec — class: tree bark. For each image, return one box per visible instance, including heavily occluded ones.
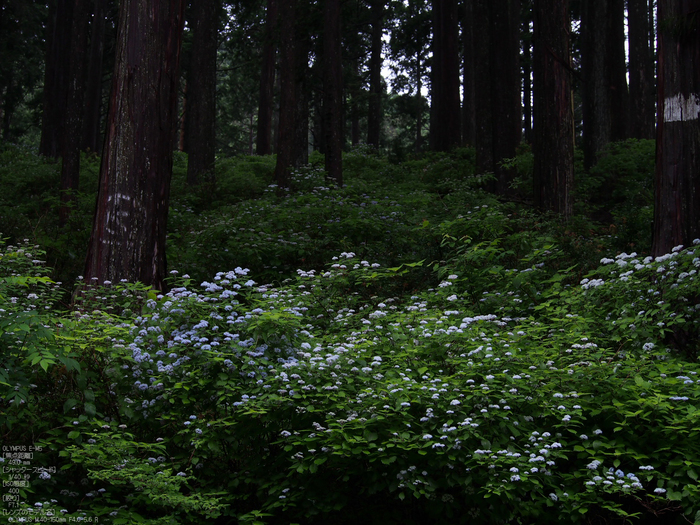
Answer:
[461,0,476,146]
[39,0,72,158]
[532,0,574,218]
[81,0,107,154]
[84,0,185,290]
[652,0,700,256]
[522,0,533,143]
[256,0,277,156]
[186,0,218,187]
[581,0,612,170]
[430,0,461,152]
[323,0,343,185]
[367,0,384,148]
[274,0,296,187]
[609,0,629,142]
[628,0,655,139]
[474,0,521,194]
[581,0,628,169]
[293,29,310,167]
[473,0,493,172]
[491,0,521,194]
[59,0,91,226]
[415,51,424,154]
[349,58,361,146]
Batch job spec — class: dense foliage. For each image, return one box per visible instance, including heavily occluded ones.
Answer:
[2,142,699,524]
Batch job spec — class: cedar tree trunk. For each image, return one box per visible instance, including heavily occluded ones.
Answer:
[293,30,310,167]
[628,0,656,139]
[474,0,521,194]
[186,0,218,186]
[256,0,277,156]
[652,0,700,255]
[430,0,461,152]
[523,0,533,143]
[81,0,107,154]
[367,0,384,148]
[532,0,574,218]
[581,0,628,169]
[473,0,494,172]
[84,0,185,290]
[462,0,476,146]
[39,0,72,158]
[274,0,296,187]
[59,0,91,225]
[581,0,612,170]
[323,0,343,185]
[609,0,629,142]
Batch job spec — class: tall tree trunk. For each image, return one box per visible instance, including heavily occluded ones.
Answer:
[461,0,476,146]
[84,0,185,290]
[274,0,296,187]
[178,79,187,151]
[81,0,107,154]
[652,0,700,256]
[323,0,343,185]
[473,0,493,172]
[312,72,325,154]
[59,0,91,226]
[522,0,533,143]
[349,58,361,146]
[415,52,423,154]
[532,0,574,217]
[293,30,310,167]
[628,0,655,139]
[0,90,4,140]
[186,0,218,187]
[491,0,521,194]
[256,0,277,155]
[609,0,629,141]
[249,112,255,155]
[582,0,628,169]
[430,0,461,152]
[581,0,612,170]
[474,0,521,194]
[367,0,384,148]
[39,0,72,158]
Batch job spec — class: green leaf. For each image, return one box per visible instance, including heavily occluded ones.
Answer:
[634,375,647,387]
[63,398,78,414]
[668,491,683,501]
[84,402,96,417]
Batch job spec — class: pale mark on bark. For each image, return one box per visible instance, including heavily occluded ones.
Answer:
[664,93,700,122]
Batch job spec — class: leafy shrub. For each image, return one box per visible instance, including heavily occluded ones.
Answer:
[5,136,695,525]
[0,145,98,284]
[5,243,699,524]
[586,139,655,253]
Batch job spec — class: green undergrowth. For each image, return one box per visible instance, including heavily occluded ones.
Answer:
[2,232,700,524]
[3,139,697,524]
